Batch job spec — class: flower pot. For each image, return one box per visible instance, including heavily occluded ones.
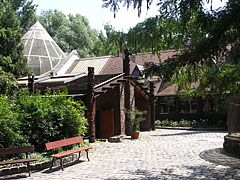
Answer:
[131,131,140,139]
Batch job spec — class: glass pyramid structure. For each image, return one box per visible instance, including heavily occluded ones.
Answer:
[21,21,66,76]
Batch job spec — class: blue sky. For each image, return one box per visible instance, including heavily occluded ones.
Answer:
[32,0,226,33]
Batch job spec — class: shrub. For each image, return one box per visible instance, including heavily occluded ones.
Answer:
[16,89,87,152]
[123,108,147,131]
[0,95,25,148]
[156,112,227,128]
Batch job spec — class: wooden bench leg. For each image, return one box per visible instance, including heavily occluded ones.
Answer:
[78,151,81,160]
[50,157,55,170]
[85,150,90,161]
[60,158,64,171]
[27,162,31,176]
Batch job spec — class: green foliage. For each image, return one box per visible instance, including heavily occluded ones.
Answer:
[172,63,240,99]
[16,89,88,152]
[0,89,88,152]
[38,10,98,57]
[124,108,146,131]
[156,112,227,128]
[0,67,18,94]
[38,10,128,57]
[127,16,186,54]
[0,94,25,148]
[0,1,32,94]
[155,119,191,127]
[0,1,30,78]
[93,24,126,56]
[8,0,37,33]
[104,0,240,99]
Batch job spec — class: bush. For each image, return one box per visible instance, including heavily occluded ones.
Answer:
[16,89,87,152]
[155,114,227,128]
[156,112,227,128]
[123,108,146,131]
[0,95,25,148]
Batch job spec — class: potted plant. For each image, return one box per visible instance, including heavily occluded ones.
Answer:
[124,108,147,139]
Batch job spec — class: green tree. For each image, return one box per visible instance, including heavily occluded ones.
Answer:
[93,24,127,56]
[7,0,37,33]
[39,10,98,57]
[68,14,98,57]
[0,1,31,94]
[103,0,240,98]
[127,16,186,53]
[93,30,108,56]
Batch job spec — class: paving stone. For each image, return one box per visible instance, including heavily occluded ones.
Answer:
[1,129,240,180]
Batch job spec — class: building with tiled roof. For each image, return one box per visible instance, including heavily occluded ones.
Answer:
[65,51,178,76]
[20,21,223,142]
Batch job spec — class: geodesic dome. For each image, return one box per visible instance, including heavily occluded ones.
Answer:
[21,21,66,76]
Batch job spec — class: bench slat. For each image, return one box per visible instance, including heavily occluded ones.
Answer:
[0,158,36,165]
[0,146,34,155]
[50,146,92,158]
[45,136,83,150]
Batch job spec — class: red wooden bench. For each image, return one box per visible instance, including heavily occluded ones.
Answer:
[45,136,92,171]
[0,146,36,176]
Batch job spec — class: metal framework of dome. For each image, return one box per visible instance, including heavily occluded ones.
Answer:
[21,21,66,76]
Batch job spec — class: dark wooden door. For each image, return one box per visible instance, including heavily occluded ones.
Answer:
[99,109,114,139]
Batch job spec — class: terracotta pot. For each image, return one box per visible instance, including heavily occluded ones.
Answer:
[131,131,140,139]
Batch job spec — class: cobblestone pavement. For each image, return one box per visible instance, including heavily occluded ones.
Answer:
[2,129,240,180]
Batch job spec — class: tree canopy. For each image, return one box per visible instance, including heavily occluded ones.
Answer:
[38,10,99,57]
[7,0,37,33]
[103,0,240,98]
[0,0,32,94]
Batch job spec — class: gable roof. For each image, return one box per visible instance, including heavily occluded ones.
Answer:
[66,56,111,75]
[99,51,178,75]
[66,51,178,76]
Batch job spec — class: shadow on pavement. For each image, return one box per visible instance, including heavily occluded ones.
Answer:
[0,174,27,180]
[42,159,84,174]
[200,148,240,168]
[105,164,238,180]
[151,130,213,137]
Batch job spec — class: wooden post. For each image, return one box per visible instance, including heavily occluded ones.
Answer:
[86,67,96,143]
[123,49,130,77]
[150,81,155,130]
[123,49,132,135]
[28,76,34,93]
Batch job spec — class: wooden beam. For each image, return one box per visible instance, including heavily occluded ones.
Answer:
[102,87,113,91]
[110,83,121,86]
[95,91,104,95]
[117,79,126,83]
